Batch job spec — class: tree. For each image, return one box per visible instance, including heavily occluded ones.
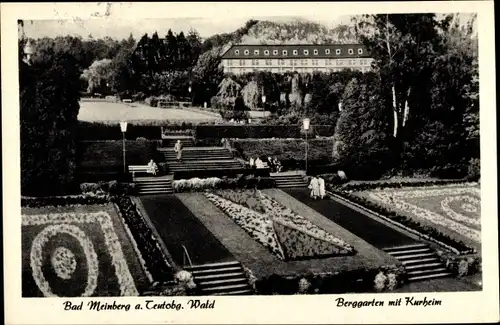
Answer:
[20,47,81,195]
[191,49,224,105]
[165,29,178,70]
[186,29,203,67]
[353,14,443,139]
[332,74,392,179]
[81,59,113,94]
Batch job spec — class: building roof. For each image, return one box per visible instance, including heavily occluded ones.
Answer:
[221,44,370,59]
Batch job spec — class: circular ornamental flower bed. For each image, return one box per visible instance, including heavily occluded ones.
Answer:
[22,212,139,297]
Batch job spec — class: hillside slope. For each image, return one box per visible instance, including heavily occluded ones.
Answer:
[239,19,358,45]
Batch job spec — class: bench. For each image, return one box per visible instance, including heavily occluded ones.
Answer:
[128,165,156,177]
[122,99,132,103]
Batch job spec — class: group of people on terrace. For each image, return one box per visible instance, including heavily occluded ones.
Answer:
[308,176,326,200]
[249,156,282,173]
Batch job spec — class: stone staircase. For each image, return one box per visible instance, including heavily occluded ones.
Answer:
[272,173,308,188]
[185,261,254,296]
[159,147,245,173]
[134,177,173,195]
[383,244,451,282]
[161,136,195,148]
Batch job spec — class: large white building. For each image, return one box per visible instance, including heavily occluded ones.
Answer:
[221,44,374,75]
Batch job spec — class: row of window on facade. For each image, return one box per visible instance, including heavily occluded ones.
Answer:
[233,48,364,56]
[226,67,371,73]
[227,59,371,66]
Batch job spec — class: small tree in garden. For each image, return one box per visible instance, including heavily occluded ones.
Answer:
[242,80,260,110]
[333,74,392,179]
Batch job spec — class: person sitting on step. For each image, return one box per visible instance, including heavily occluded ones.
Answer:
[255,157,264,169]
[148,159,159,176]
[249,157,255,169]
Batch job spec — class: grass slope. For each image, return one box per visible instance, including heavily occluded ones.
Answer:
[283,188,417,249]
[139,195,233,266]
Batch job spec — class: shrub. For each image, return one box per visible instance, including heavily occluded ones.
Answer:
[111,196,174,282]
[467,158,480,181]
[172,175,275,192]
[145,96,158,107]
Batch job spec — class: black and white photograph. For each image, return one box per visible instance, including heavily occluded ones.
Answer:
[3,1,498,324]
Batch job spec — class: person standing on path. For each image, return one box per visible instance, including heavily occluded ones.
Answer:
[174,140,183,162]
[318,176,326,199]
[308,176,320,200]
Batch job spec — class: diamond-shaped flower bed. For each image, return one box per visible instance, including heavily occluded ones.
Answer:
[205,189,355,261]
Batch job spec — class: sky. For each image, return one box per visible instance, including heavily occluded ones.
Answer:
[22,15,349,40]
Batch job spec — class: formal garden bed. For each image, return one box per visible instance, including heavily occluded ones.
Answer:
[21,194,188,297]
[22,198,147,297]
[328,182,482,276]
[172,175,275,192]
[205,189,355,261]
[177,191,404,295]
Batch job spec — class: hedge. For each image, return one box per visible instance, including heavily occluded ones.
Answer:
[252,264,406,295]
[195,124,302,139]
[78,121,199,140]
[233,138,334,162]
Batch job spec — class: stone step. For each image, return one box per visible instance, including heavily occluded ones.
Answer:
[195,272,246,281]
[164,156,233,161]
[387,248,432,256]
[213,289,253,296]
[383,244,428,252]
[137,191,173,195]
[199,283,251,294]
[405,262,444,270]
[401,257,440,265]
[198,277,248,287]
[396,252,436,260]
[136,182,172,187]
[186,261,240,271]
[408,272,451,282]
[189,266,243,276]
[407,268,448,276]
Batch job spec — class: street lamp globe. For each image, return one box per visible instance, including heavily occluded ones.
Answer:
[120,121,128,133]
[261,95,266,104]
[303,118,310,131]
[188,86,192,93]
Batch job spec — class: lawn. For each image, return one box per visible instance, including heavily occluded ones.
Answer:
[284,188,418,249]
[22,204,149,297]
[138,195,234,267]
[352,183,481,251]
[176,191,397,283]
[78,100,220,123]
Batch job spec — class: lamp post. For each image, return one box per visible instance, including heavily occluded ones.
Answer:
[303,118,310,174]
[261,95,266,118]
[188,85,193,105]
[120,121,128,173]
